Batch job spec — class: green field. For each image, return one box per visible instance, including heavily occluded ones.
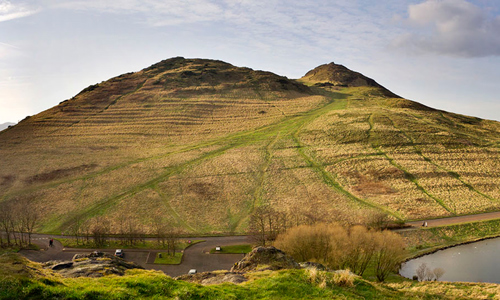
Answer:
[154,252,183,265]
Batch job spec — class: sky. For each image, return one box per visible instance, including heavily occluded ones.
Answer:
[1,0,500,123]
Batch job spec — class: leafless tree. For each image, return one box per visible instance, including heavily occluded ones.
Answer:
[68,214,85,245]
[0,201,15,246]
[416,263,428,281]
[433,267,445,281]
[416,263,441,281]
[344,225,376,276]
[249,206,271,246]
[91,216,110,248]
[151,215,168,247]
[373,230,406,282]
[165,226,182,256]
[248,205,289,246]
[16,198,39,246]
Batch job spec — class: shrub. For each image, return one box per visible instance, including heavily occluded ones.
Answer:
[275,223,406,281]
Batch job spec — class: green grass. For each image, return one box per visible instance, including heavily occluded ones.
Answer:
[401,218,500,256]
[209,244,252,254]
[154,252,183,264]
[1,258,496,300]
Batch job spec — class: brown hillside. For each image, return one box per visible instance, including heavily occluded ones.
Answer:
[1,57,499,235]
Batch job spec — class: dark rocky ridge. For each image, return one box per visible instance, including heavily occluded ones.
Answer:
[141,56,313,95]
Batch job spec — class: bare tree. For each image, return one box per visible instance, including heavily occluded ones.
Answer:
[249,206,271,246]
[248,205,289,246]
[367,212,390,230]
[344,225,376,276]
[124,217,143,246]
[433,267,445,281]
[373,230,406,282]
[416,263,428,281]
[91,216,110,248]
[68,214,85,245]
[151,215,168,247]
[16,198,39,246]
[0,201,15,246]
[416,263,442,281]
[165,227,181,256]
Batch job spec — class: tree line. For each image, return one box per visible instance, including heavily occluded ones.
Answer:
[66,213,181,255]
[0,201,181,255]
[0,199,39,248]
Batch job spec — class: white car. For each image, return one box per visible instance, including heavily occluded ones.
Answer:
[188,269,197,275]
[114,249,124,257]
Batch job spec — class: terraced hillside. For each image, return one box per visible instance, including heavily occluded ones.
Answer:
[1,57,499,234]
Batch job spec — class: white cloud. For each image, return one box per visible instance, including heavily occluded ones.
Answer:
[394,0,500,57]
[0,0,39,22]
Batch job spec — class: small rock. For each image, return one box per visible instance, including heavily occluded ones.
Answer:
[231,246,299,272]
[51,262,73,270]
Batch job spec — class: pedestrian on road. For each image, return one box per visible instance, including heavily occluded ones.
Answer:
[49,239,53,247]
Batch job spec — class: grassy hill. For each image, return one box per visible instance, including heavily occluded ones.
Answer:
[1,252,498,300]
[1,57,500,234]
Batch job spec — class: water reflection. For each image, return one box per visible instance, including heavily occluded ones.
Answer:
[400,238,500,283]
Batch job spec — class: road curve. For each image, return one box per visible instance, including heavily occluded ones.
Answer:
[19,234,252,277]
[406,211,500,228]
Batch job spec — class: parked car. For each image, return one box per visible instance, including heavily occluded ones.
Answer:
[114,249,124,258]
[188,269,197,275]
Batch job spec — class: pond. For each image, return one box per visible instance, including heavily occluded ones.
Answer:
[400,237,500,283]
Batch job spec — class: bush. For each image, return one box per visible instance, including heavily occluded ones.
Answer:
[275,223,406,281]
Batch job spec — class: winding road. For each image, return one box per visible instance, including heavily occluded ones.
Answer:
[18,211,500,276]
[20,234,251,277]
[405,211,500,228]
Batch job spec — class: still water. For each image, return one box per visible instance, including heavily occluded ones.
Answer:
[400,237,500,283]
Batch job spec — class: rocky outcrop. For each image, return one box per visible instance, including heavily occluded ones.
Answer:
[43,251,143,278]
[176,271,247,285]
[230,246,300,272]
[300,62,400,98]
[299,262,328,271]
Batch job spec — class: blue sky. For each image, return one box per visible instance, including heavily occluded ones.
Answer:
[1,0,500,123]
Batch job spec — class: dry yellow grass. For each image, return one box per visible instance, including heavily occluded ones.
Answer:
[1,58,500,233]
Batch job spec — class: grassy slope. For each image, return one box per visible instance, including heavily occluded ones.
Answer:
[1,59,500,234]
[1,253,499,300]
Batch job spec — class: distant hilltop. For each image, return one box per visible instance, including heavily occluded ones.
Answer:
[0,122,16,131]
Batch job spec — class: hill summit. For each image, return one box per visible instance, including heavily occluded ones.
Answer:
[0,57,499,235]
[300,62,400,97]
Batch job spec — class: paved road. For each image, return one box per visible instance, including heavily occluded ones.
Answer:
[406,211,500,228]
[19,234,251,277]
[19,211,500,275]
